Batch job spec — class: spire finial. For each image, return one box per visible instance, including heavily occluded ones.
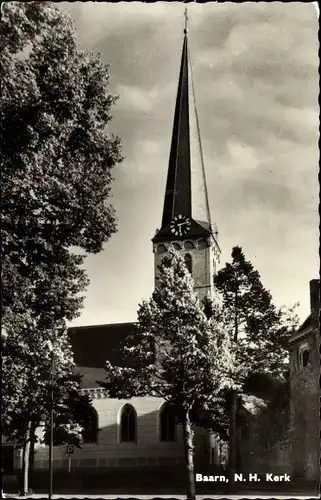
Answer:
[184,7,188,35]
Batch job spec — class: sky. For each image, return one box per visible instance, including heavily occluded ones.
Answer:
[59,2,319,327]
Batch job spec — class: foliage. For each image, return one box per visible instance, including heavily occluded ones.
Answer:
[42,376,94,448]
[100,250,234,500]
[214,246,299,482]
[2,326,92,448]
[2,1,122,269]
[214,246,299,380]
[1,1,122,482]
[101,250,233,414]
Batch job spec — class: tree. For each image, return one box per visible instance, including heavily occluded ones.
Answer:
[214,246,299,486]
[1,2,122,493]
[2,1,122,265]
[2,325,93,494]
[100,251,233,500]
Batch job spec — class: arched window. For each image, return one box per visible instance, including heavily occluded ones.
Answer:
[156,244,166,254]
[82,407,99,443]
[198,239,208,250]
[171,243,181,251]
[120,404,137,442]
[160,404,177,442]
[184,241,194,250]
[184,254,192,274]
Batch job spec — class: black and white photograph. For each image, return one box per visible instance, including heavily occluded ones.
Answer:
[2,2,319,499]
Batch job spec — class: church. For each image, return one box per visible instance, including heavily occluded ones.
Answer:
[31,16,226,475]
[3,11,319,494]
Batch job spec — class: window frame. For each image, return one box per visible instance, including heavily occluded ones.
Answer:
[184,241,195,250]
[159,404,177,442]
[298,342,311,368]
[156,244,167,254]
[184,253,192,274]
[119,404,137,443]
[82,407,99,444]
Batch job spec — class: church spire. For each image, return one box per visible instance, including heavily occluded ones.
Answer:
[161,11,191,230]
[153,11,220,300]
[184,6,188,34]
[159,9,212,234]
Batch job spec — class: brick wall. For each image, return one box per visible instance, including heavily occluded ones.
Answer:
[289,356,319,480]
[288,279,320,481]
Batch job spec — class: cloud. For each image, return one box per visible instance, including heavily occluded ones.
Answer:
[57,2,318,325]
[116,84,160,113]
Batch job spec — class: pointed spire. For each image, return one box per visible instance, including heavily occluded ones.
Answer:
[160,10,212,233]
[160,11,191,229]
[184,6,188,34]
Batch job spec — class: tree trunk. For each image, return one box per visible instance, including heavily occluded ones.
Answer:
[228,390,238,490]
[182,408,196,500]
[228,282,239,489]
[28,422,37,491]
[20,421,31,495]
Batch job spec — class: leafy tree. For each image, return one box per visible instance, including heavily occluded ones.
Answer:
[1,1,122,493]
[100,251,233,500]
[214,246,299,485]
[2,326,93,493]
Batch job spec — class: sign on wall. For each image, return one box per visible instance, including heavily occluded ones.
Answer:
[66,445,74,456]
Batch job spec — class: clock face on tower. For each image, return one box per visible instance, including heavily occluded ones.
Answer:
[170,214,191,236]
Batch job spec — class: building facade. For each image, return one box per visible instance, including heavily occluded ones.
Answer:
[288,278,320,481]
[236,279,320,484]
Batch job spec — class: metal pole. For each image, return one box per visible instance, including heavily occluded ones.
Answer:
[49,351,54,500]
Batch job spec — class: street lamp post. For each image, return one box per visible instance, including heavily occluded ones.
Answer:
[46,341,55,500]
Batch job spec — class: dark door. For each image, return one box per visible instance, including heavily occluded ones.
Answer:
[2,445,14,474]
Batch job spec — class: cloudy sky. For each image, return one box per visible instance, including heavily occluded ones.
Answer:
[59,2,319,327]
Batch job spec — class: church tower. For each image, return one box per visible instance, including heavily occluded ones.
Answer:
[152,11,221,301]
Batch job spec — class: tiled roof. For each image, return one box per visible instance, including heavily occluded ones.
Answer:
[297,313,312,333]
[289,313,316,343]
[68,322,137,369]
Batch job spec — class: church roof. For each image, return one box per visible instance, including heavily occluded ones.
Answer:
[69,322,137,369]
[159,17,212,235]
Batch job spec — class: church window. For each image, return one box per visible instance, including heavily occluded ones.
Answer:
[198,239,208,249]
[82,407,99,443]
[120,404,137,442]
[184,254,192,274]
[171,243,181,251]
[156,244,166,254]
[160,404,177,442]
[298,343,310,368]
[184,241,194,250]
